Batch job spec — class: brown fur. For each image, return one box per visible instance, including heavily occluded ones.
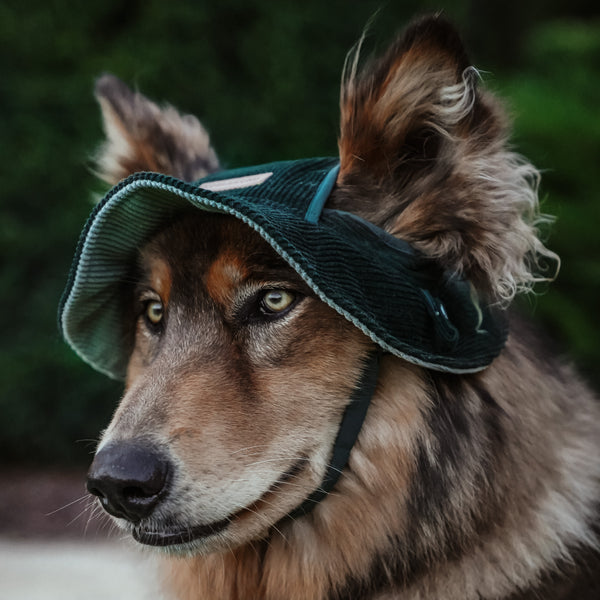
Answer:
[87,15,599,600]
[95,74,219,184]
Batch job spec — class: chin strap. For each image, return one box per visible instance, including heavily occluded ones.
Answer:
[286,350,381,520]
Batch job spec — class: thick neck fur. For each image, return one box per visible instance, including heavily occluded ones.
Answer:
[162,323,600,600]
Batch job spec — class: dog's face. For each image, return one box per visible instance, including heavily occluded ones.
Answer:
[89,211,370,553]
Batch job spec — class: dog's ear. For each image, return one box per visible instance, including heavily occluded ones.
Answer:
[94,74,219,185]
[332,15,557,303]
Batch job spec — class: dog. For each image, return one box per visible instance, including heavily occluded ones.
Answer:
[63,15,600,600]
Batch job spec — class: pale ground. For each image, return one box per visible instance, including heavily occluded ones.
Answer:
[0,468,166,600]
[0,539,164,600]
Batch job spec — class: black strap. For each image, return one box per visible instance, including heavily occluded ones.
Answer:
[286,350,381,520]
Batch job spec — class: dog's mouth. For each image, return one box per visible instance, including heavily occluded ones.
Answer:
[132,456,309,547]
[132,516,230,547]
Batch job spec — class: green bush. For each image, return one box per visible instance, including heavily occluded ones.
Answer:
[498,20,600,382]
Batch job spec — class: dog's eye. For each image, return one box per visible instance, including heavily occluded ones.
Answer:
[144,300,164,326]
[260,290,296,315]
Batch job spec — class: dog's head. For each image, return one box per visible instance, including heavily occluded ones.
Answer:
[65,16,556,555]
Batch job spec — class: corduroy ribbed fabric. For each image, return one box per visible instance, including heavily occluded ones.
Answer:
[59,157,507,380]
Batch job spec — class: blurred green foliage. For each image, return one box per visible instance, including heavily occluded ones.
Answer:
[1,0,598,465]
[503,20,600,368]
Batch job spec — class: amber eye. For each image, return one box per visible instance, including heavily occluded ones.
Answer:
[260,290,296,314]
[145,300,164,326]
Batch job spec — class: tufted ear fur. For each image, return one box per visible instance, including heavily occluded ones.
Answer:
[94,74,220,185]
[330,15,558,303]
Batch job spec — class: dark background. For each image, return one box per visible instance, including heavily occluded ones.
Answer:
[1,0,599,466]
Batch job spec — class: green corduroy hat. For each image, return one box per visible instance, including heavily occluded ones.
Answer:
[59,156,507,380]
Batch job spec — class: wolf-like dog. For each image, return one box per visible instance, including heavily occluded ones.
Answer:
[76,15,599,600]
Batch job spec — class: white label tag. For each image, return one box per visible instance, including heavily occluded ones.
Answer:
[199,172,273,192]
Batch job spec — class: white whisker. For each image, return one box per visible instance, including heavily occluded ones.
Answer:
[45,494,90,516]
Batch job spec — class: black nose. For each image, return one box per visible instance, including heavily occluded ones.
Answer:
[87,441,170,523]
